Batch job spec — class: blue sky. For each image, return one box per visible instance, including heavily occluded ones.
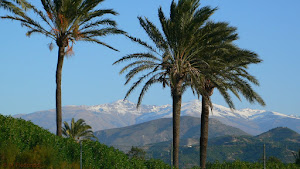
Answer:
[0,0,300,116]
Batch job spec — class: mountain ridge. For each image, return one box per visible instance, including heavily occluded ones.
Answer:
[256,127,300,142]
[94,116,249,147]
[13,99,300,135]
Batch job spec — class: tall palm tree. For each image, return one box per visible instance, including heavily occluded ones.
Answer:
[197,46,265,168]
[62,118,96,142]
[1,0,124,136]
[114,0,224,167]
[168,17,266,168]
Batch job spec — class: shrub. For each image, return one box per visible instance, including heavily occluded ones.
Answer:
[293,149,300,166]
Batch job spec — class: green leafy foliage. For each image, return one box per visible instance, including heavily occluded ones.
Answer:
[127,146,146,160]
[267,156,283,164]
[0,114,170,168]
[294,149,300,166]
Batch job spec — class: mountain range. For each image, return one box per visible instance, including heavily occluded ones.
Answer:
[94,116,300,165]
[13,100,300,135]
[94,116,249,147]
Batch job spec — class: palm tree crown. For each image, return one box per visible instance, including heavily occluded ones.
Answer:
[2,0,123,51]
[62,118,96,142]
[197,42,265,108]
[114,0,218,105]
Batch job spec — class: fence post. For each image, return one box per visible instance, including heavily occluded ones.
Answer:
[80,141,82,169]
[171,143,173,169]
[263,143,266,169]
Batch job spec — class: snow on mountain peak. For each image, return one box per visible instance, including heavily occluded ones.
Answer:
[14,99,300,135]
[86,99,141,115]
[85,99,278,120]
[180,100,300,120]
[112,99,135,105]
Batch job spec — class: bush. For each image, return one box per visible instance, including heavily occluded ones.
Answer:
[293,149,300,166]
[127,146,146,160]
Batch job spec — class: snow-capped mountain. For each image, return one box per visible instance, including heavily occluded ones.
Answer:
[13,100,300,135]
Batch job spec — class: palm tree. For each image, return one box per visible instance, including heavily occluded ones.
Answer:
[197,46,265,168]
[186,8,265,169]
[0,0,31,12]
[114,0,223,167]
[1,0,124,136]
[62,118,96,142]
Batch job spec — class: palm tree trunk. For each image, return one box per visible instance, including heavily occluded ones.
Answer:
[200,96,210,169]
[56,46,65,136]
[172,81,182,168]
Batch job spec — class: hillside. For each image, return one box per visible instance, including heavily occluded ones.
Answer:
[94,116,249,147]
[144,128,300,167]
[0,114,169,169]
[14,100,300,135]
[256,127,300,142]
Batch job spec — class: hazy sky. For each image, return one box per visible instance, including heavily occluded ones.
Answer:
[0,0,300,116]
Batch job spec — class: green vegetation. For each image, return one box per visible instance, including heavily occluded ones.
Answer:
[127,146,146,160]
[257,127,300,142]
[0,114,170,168]
[145,132,300,168]
[192,161,299,169]
[294,149,300,166]
[62,118,96,142]
[5,114,298,169]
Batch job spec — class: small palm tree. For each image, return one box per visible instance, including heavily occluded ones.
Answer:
[62,118,95,142]
[1,0,124,136]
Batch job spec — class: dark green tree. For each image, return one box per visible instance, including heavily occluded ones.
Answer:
[1,0,124,136]
[114,0,225,167]
[62,118,96,142]
[127,146,146,160]
[267,156,282,164]
[293,149,300,166]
